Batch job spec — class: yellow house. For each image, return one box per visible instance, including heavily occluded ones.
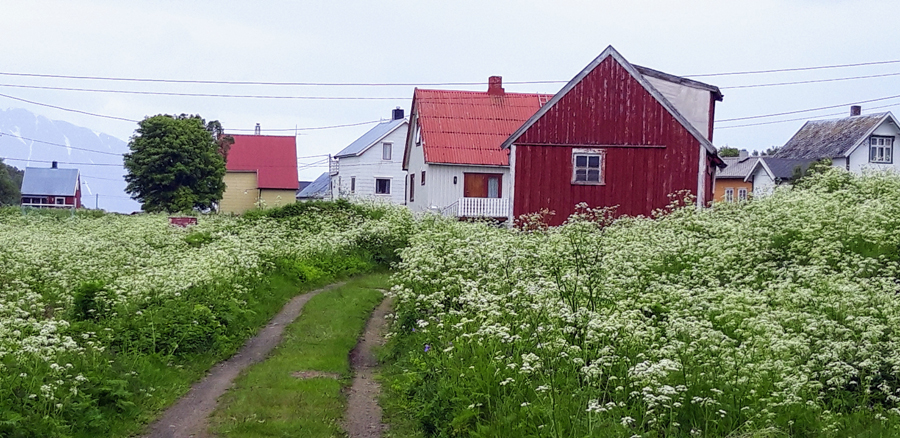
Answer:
[220,134,299,214]
[714,154,758,202]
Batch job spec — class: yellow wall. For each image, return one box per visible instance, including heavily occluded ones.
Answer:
[220,172,259,214]
[714,178,753,202]
[259,189,296,209]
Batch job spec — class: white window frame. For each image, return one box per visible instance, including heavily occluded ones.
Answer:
[382,142,392,161]
[738,188,748,201]
[725,188,734,202]
[350,177,356,193]
[375,178,391,195]
[55,197,66,205]
[869,136,893,163]
[571,148,605,185]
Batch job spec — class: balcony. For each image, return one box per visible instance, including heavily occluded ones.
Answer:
[329,158,339,175]
[443,197,509,218]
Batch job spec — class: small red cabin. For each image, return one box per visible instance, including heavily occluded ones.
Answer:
[502,46,725,225]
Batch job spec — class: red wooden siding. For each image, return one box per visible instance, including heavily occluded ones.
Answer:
[512,57,703,225]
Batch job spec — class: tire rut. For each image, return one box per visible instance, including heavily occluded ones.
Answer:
[344,294,392,438]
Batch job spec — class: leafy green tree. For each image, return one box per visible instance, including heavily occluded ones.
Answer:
[718,146,740,157]
[0,159,23,206]
[792,158,837,189]
[124,114,227,212]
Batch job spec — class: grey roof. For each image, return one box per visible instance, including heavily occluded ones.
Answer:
[777,113,891,159]
[633,65,723,101]
[334,118,407,158]
[747,157,817,182]
[296,172,330,199]
[717,156,759,179]
[20,167,79,196]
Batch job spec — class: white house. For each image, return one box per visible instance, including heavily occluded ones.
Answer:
[330,108,408,204]
[744,157,815,197]
[402,77,551,218]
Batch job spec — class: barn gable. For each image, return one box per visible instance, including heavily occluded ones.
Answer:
[502,46,716,153]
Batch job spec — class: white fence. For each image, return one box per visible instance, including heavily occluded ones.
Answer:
[456,197,509,218]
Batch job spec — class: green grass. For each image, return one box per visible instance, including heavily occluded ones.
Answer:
[210,274,391,437]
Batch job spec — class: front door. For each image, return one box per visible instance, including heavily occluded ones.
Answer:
[463,173,502,198]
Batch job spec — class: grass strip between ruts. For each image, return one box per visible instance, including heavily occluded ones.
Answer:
[210,273,391,437]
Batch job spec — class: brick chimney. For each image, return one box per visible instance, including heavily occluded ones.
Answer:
[51,161,57,169]
[392,107,404,120]
[851,105,861,116]
[488,76,504,96]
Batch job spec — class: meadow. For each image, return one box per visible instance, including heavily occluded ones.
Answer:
[385,169,900,438]
[0,200,412,437]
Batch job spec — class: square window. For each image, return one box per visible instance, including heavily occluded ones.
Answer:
[382,143,392,161]
[572,149,605,184]
[375,178,391,194]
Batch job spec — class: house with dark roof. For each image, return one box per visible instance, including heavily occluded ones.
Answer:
[502,46,725,224]
[219,134,299,213]
[296,172,331,201]
[778,107,899,174]
[715,152,759,202]
[331,108,408,204]
[402,77,552,218]
[744,157,816,196]
[20,162,81,209]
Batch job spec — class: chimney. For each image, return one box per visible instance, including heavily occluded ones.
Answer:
[488,76,504,96]
[739,149,749,159]
[254,123,261,135]
[392,107,404,120]
[851,105,861,116]
[51,161,57,169]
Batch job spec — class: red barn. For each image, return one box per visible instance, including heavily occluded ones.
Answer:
[502,46,724,225]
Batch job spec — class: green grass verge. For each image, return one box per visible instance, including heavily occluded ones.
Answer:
[210,274,392,437]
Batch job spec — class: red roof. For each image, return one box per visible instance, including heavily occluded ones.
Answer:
[226,134,299,189]
[414,89,551,166]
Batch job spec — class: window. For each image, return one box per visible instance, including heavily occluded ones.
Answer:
[415,125,422,147]
[870,136,894,163]
[375,178,391,195]
[409,174,415,202]
[725,188,734,202]
[382,142,392,161]
[421,171,426,185]
[571,148,605,185]
[738,188,748,201]
[463,173,502,198]
[350,177,356,193]
[55,197,65,205]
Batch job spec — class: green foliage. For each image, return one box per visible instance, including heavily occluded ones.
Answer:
[123,114,226,213]
[183,230,215,248]
[791,158,837,189]
[717,146,740,157]
[385,172,900,437]
[0,159,23,206]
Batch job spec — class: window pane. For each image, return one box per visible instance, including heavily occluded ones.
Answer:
[383,143,392,160]
[575,155,587,167]
[587,170,600,182]
[487,177,499,198]
[887,147,892,162]
[575,169,587,181]
[588,156,600,167]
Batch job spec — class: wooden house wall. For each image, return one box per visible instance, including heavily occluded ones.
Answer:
[512,58,703,224]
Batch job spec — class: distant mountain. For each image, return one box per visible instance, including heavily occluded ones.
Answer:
[0,108,141,213]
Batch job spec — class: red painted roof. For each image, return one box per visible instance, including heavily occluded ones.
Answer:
[226,134,299,189]
[414,89,552,166]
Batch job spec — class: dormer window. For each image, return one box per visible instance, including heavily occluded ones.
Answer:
[869,136,893,163]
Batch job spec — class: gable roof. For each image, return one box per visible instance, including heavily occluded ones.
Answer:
[411,88,552,166]
[226,134,299,190]
[335,118,407,158]
[777,112,896,159]
[745,157,816,182]
[21,167,79,196]
[296,172,330,199]
[501,45,719,156]
[717,156,759,179]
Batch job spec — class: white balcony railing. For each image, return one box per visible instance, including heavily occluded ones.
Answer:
[329,158,339,175]
[455,197,509,218]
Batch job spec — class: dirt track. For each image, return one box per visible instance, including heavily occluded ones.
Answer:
[143,282,343,438]
[344,295,392,438]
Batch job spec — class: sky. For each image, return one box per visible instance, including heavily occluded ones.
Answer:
[2,0,900,181]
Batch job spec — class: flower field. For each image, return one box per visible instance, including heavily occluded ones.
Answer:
[0,200,411,437]
[386,170,900,437]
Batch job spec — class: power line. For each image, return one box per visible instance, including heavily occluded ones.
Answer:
[0,132,125,156]
[720,71,900,90]
[0,92,139,122]
[685,59,900,78]
[0,83,407,100]
[1,157,123,166]
[717,94,900,122]
[717,102,900,129]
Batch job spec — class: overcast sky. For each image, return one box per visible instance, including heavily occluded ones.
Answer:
[2,0,900,180]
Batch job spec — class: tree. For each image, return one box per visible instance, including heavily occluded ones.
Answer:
[0,159,23,206]
[124,114,227,212]
[718,146,740,157]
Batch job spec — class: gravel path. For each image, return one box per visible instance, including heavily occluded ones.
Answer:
[344,295,392,438]
[143,282,344,438]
